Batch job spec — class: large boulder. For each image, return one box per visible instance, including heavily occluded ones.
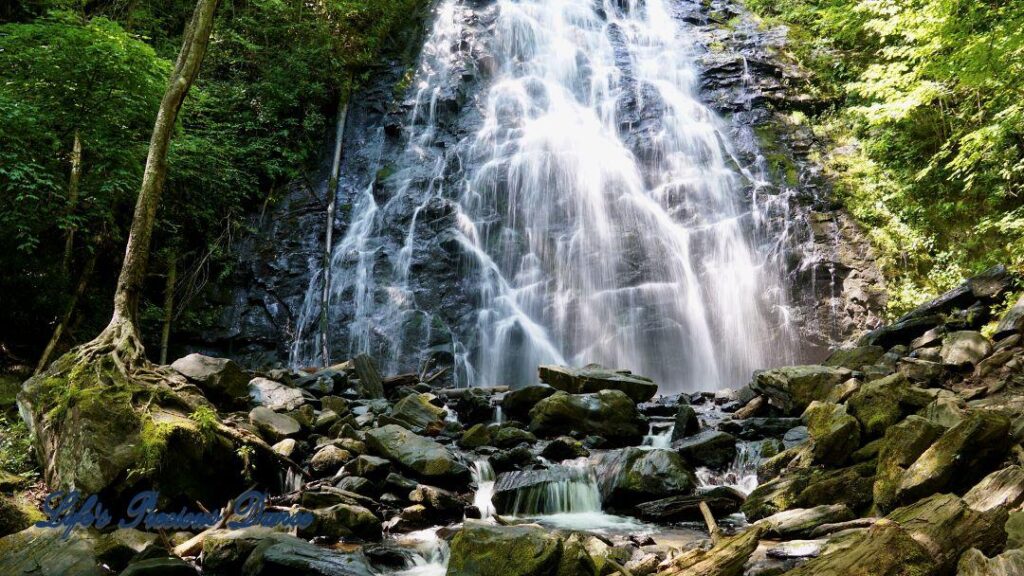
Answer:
[446,520,595,576]
[780,519,935,576]
[299,503,381,541]
[749,366,851,415]
[823,345,885,371]
[872,415,944,513]
[605,448,696,504]
[501,385,556,421]
[249,406,301,442]
[241,532,377,576]
[963,465,1024,513]
[897,411,1011,503]
[633,487,745,522]
[939,331,992,367]
[171,353,249,405]
[248,377,305,412]
[364,425,469,485]
[673,430,737,469]
[845,374,932,438]
[539,364,658,403]
[887,493,1007,573]
[528,390,647,447]
[379,393,446,434]
[670,404,700,441]
[19,354,259,507]
[743,462,875,521]
[803,402,860,467]
[0,527,155,576]
[994,295,1024,339]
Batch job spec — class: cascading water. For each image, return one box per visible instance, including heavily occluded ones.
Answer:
[291,0,802,392]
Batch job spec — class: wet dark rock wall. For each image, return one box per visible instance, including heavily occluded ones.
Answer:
[180,0,885,380]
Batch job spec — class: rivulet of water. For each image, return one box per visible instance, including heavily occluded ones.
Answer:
[291,0,800,392]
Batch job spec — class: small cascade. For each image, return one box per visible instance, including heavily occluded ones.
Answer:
[492,405,504,425]
[696,440,762,495]
[283,468,304,493]
[471,459,497,519]
[505,462,603,516]
[641,423,675,449]
[390,528,450,576]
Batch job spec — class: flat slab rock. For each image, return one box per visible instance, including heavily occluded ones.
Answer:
[538,364,658,402]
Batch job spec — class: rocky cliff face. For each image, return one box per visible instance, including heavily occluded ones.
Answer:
[182,0,885,384]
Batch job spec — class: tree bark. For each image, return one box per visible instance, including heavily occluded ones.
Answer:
[319,89,351,366]
[62,129,82,274]
[159,250,178,364]
[105,0,219,341]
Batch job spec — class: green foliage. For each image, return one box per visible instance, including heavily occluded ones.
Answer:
[0,416,35,476]
[749,0,1024,316]
[0,0,429,356]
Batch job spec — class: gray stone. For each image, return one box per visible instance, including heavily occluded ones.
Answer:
[171,353,249,404]
[940,331,993,367]
[674,430,737,469]
[249,377,305,412]
[364,425,469,484]
[249,406,301,442]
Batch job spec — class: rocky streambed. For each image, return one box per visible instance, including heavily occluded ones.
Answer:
[2,265,1024,576]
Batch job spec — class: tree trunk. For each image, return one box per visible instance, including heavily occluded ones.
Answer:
[319,89,351,366]
[101,0,219,350]
[159,250,178,364]
[62,129,82,274]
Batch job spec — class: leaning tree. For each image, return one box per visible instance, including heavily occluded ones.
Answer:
[20,0,299,504]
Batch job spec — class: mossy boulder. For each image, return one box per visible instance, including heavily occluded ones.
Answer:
[379,393,446,434]
[492,427,537,448]
[957,548,1024,576]
[365,424,469,485]
[19,352,260,507]
[803,401,860,466]
[897,411,1011,503]
[750,365,851,415]
[0,527,156,576]
[538,364,658,403]
[887,493,1007,573]
[743,462,874,520]
[446,520,596,576]
[528,390,647,447]
[298,503,381,541]
[846,373,932,438]
[780,519,936,576]
[872,415,944,513]
[607,448,696,504]
[458,423,493,449]
[823,345,885,371]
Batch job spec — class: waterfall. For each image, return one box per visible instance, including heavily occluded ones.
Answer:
[696,440,762,495]
[503,461,603,516]
[291,0,801,392]
[471,459,497,519]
